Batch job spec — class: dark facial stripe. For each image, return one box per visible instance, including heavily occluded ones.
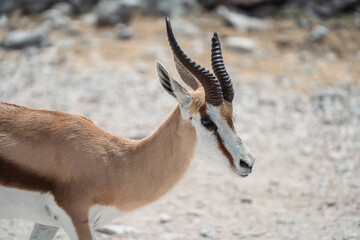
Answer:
[0,154,55,193]
[216,134,235,168]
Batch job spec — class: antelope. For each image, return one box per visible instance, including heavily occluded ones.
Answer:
[0,18,255,240]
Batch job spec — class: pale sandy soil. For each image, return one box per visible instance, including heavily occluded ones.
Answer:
[0,14,359,240]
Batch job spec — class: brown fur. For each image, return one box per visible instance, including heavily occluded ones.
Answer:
[220,101,235,130]
[0,102,196,239]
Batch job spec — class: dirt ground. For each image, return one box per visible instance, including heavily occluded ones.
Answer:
[0,13,360,240]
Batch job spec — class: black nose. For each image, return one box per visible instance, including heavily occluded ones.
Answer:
[240,159,252,170]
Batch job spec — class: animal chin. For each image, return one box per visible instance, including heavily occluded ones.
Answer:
[232,167,250,177]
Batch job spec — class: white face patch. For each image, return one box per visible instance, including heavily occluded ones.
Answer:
[192,104,255,176]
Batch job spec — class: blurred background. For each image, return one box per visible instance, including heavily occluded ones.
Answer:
[0,0,360,239]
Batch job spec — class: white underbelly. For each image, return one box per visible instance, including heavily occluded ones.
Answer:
[0,186,66,227]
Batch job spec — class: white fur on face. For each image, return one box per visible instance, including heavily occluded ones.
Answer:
[192,104,255,176]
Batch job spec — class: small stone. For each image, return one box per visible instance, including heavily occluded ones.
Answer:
[269,179,279,186]
[1,28,49,49]
[187,209,203,217]
[326,52,337,62]
[302,64,313,75]
[356,50,360,61]
[275,34,291,48]
[336,165,348,175]
[240,196,253,204]
[81,13,97,25]
[325,198,336,207]
[170,19,200,36]
[41,9,70,28]
[0,14,8,28]
[52,2,74,16]
[355,11,360,29]
[96,224,140,236]
[97,0,141,26]
[116,24,134,40]
[134,60,148,74]
[311,25,328,41]
[159,213,171,223]
[142,0,199,17]
[300,146,312,156]
[199,228,214,238]
[216,6,270,31]
[224,37,256,53]
[177,191,191,199]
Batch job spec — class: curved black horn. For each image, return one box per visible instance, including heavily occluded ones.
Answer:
[211,32,234,103]
[166,17,223,106]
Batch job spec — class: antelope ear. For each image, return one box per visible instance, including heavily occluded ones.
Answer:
[156,61,192,107]
[174,57,200,90]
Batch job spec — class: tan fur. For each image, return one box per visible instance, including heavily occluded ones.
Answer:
[220,101,234,130]
[0,101,196,239]
[189,88,206,115]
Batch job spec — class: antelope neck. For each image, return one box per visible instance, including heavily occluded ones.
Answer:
[109,106,197,211]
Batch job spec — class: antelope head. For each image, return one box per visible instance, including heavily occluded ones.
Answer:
[156,18,255,177]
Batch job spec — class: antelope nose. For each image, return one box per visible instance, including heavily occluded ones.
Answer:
[239,159,252,170]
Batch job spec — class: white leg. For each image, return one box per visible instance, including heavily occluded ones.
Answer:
[29,223,59,240]
[59,219,79,240]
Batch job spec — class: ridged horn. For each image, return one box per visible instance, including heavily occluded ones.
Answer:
[166,17,223,106]
[211,32,234,103]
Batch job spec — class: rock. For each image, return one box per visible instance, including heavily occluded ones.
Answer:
[302,0,359,18]
[160,233,186,240]
[300,145,312,156]
[336,165,348,175]
[134,60,148,74]
[19,0,52,14]
[0,14,8,28]
[325,198,336,207]
[41,9,70,28]
[311,87,349,124]
[224,37,256,53]
[170,19,200,36]
[52,2,74,16]
[310,25,328,41]
[68,0,96,13]
[0,0,17,15]
[231,194,253,203]
[96,0,141,26]
[81,12,97,25]
[275,34,291,48]
[116,24,134,40]
[96,224,140,236]
[159,213,171,223]
[199,228,215,238]
[240,196,253,204]
[197,0,221,9]
[216,6,270,31]
[356,11,360,29]
[142,0,199,16]
[187,209,203,216]
[225,0,277,7]
[1,27,49,49]
[302,64,313,75]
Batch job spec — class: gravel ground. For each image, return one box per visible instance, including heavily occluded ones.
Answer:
[0,15,359,240]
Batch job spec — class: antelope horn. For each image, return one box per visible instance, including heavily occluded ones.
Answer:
[211,32,234,103]
[165,17,223,106]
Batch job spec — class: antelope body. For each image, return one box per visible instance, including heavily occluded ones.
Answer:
[0,18,255,240]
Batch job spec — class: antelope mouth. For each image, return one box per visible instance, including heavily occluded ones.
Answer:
[232,167,252,177]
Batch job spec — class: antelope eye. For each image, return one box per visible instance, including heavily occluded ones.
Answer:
[201,117,217,131]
